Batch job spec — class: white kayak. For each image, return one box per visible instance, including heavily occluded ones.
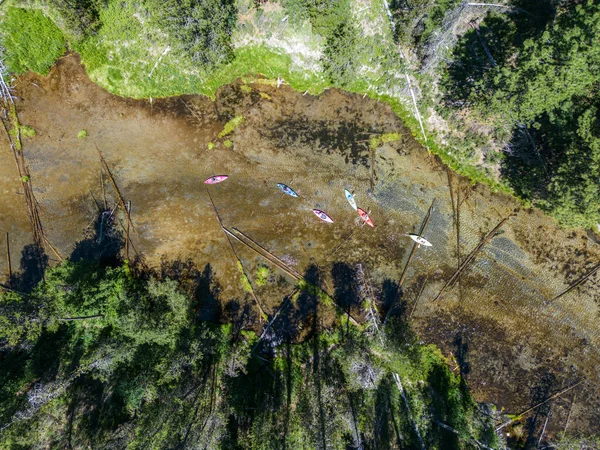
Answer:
[344,189,357,210]
[408,233,432,247]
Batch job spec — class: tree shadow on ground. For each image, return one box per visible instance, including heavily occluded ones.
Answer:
[427,363,465,450]
[373,373,410,449]
[442,0,557,107]
[160,259,223,323]
[500,125,549,202]
[263,265,321,348]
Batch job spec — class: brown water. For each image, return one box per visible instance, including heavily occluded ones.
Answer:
[2,54,600,436]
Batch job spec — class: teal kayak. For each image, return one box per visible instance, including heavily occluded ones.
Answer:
[344,189,357,210]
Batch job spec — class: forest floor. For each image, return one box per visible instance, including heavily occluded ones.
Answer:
[2,54,600,440]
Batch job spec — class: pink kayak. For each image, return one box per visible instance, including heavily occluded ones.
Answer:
[312,209,334,223]
[204,175,229,185]
[357,208,374,227]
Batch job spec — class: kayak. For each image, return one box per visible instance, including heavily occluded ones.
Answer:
[204,175,229,184]
[344,189,358,210]
[312,209,334,223]
[357,208,375,227]
[277,183,299,197]
[408,233,432,247]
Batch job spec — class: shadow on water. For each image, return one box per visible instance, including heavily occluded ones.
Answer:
[331,262,362,337]
[261,264,322,347]
[523,371,555,449]
[70,210,124,265]
[10,209,127,293]
[381,279,403,322]
[262,118,382,166]
[453,332,471,377]
[10,244,48,293]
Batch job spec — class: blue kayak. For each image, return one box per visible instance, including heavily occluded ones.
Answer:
[277,183,298,198]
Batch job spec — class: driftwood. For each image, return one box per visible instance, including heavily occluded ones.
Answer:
[409,280,426,319]
[0,95,62,261]
[563,393,576,434]
[205,189,266,322]
[496,380,584,431]
[5,232,11,287]
[551,262,600,302]
[435,420,495,450]
[434,216,511,302]
[231,227,302,279]
[125,201,131,260]
[95,146,135,234]
[224,226,359,326]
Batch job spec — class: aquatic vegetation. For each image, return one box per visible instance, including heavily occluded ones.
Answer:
[218,116,244,139]
[237,261,254,294]
[369,132,402,149]
[19,125,36,137]
[255,265,270,286]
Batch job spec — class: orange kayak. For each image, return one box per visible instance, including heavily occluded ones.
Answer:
[357,208,374,227]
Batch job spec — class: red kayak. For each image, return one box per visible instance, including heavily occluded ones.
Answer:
[204,175,229,184]
[312,209,334,223]
[357,208,374,227]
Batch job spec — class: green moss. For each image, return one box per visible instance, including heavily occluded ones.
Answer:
[223,140,233,148]
[380,132,401,143]
[1,7,66,75]
[236,262,253,294]
[19,125,36,137]
[240,84,252,93]
[255,266,270,286]
[368,136,380,149]
[207,142,215,150]
[77,129,88,139]
[218,116,244,139]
